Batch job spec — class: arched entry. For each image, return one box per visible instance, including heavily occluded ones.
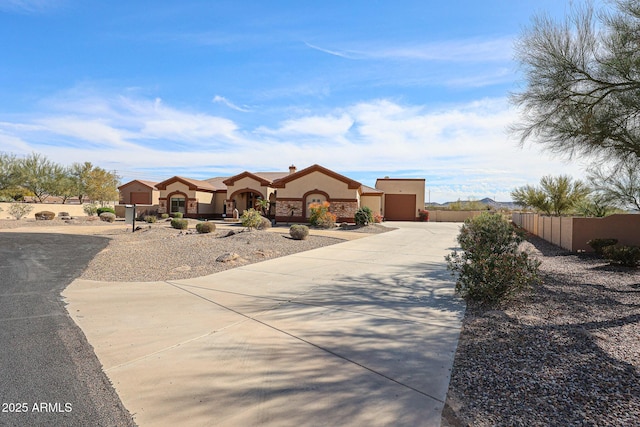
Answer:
[167,191,188,215]
[304,191,329,218]
[229,189,265,212]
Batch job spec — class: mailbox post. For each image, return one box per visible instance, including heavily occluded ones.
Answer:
[125,204,136,232]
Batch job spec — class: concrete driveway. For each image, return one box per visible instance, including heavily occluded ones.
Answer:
[63,222,464,427]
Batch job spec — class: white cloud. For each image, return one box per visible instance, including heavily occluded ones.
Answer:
[0,90,588,202]
[212,95,251,112]
[258,113,353,137]
[305,36,514,63]
[0,0,61,13]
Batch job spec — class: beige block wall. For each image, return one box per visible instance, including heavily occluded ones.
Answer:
[213,192,226,214]
[0,202,91,220]
[513,212,640,252]
[194,191,215,214]
[277,172,356,199]
[572,214,640,252]
[560,217,573,250]
[375,179,425,214]
[428,210,484,222]
[360,195,382,216]
[114,204,159,218]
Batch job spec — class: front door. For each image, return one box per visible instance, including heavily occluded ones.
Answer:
[246,192,255,210]
[170,197,186,214]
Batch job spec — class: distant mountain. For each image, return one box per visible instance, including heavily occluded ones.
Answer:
[426,198,520,210]
[478,198,520,210]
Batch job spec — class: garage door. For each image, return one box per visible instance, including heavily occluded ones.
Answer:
[384,194,416,221]
[130,192,150,204]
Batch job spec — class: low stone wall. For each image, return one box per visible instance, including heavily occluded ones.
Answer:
[0,202,89,220]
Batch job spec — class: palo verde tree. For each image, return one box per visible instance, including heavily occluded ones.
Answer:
[0,152,18,191]
[70,162,119,205]
[14,152,66,203]
[69,162,93,202]
[589,158,640,211]
[84,166,119,206]
[511,175,590,215]
[511,1,640,163]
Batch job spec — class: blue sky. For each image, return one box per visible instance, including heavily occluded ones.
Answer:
[0,0,601,202]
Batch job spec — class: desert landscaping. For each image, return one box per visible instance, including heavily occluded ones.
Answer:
[2,216,639,425]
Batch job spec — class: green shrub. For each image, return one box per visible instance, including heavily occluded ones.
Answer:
[308,201,336,228]
[196,222,215,233]
[171,218,188,229]
[446,212,540,305]
[99,212,116,223]
[587,238,618,255]
[354,207,373,226]
[290,224,310,240]
[144,215,157,223]
[241,208,263,229]
[257,216,272,230]
[160,213,169,219]
[34,211,55,220]
[96,207,115,216]
[83,203,98,216]
[172,212,183,218]
[8,203,33,220]
[602,245,640,267]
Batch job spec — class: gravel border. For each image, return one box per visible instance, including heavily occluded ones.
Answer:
[78,225,351,282]
[443,235,640,427]
[0,217,118,229]
[0,218,389,282]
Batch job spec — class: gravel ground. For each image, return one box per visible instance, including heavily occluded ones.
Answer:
[1,218,392,282]
[0,217,118,229]
[79,224,348,282]
[443,235,640,427]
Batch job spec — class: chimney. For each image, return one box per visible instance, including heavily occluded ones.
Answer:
[289,165,297,175]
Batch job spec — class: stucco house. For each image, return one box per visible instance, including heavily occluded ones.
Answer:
[118,180,159,205]
[118,164,425,222]
[155,176,225,217]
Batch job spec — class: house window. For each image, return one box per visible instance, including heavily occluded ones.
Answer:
[307,198,322,208]
[246,192,255,210]
[171,197,186,213]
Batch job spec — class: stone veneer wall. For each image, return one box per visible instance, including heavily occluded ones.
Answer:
[187,199,197,215]
[276,200,303,218]
[330,201,358,222]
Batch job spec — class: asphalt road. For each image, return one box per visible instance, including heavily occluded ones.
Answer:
[0,233,135,427]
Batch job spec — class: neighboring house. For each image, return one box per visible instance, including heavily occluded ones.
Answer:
[155,176,222,217]
[117,164,425,222]
[118,180,159,205]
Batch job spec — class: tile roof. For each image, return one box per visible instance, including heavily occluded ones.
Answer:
[204,177,229,191]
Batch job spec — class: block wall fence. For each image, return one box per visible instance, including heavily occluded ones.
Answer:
[512,212,640,252]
